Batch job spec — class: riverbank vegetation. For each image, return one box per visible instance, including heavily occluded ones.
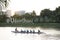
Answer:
[0,23,60,29]
[0,5,60,29]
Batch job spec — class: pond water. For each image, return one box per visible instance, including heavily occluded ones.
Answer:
[0,27,60,40]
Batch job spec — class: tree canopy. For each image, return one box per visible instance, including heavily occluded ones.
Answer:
[40,6,60,23]
[31,10,36,16]
[0,0,10,7]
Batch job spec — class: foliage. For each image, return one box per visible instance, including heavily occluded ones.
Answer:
[0,0,10,7]
[40,6,60,23]
[23,13,32,20]
[0,14,7,23]
[12,13,23,19]
[13,11,36,20]
[31,10,36,16]
[40,9,52,17]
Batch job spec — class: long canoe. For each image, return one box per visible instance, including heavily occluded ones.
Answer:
[11,31,44,34]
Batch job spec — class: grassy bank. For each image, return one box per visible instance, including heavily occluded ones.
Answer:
[0,23,60,29]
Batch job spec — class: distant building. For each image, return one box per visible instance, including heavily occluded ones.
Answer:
[15,10,25,15]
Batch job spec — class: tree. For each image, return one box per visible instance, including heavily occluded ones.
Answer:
[0,0,10,7]
[40,9,57,22]
[54,6,60,22]
[40,9,52,17]
[13,13,21,19]
[23,13,33,20]
[0,14,7,23]
[24,13,31,17]
[31,10,36,16]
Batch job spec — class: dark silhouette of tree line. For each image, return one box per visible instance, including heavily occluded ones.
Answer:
[39,6,60,23]
[1,6,60,23]
[0,13,7,23]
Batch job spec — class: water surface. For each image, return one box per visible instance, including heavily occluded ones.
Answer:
[0,27,60,40]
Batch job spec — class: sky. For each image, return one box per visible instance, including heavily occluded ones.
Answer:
[7,0,60,15]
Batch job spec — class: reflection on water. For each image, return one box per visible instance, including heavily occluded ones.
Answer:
[0,27,60,40]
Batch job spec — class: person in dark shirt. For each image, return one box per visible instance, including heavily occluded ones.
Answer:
[38,30,40,34]
[15,28,18,32]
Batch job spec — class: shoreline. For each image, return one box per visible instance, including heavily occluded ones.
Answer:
[0,23,60,29]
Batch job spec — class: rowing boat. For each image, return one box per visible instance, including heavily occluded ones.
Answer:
[11,30,43,34]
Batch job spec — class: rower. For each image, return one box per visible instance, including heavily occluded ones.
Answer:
[38,30,40,34]
[27,30,29,33]
[33,30,35,33]
[15,28,18,32]
[30,30,32,33]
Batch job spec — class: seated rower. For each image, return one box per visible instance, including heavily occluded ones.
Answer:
[30,30,32,33]
[27,30,29,33]
[15,28,18,32]
[38,30,40,33]
[33,30,35,33]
